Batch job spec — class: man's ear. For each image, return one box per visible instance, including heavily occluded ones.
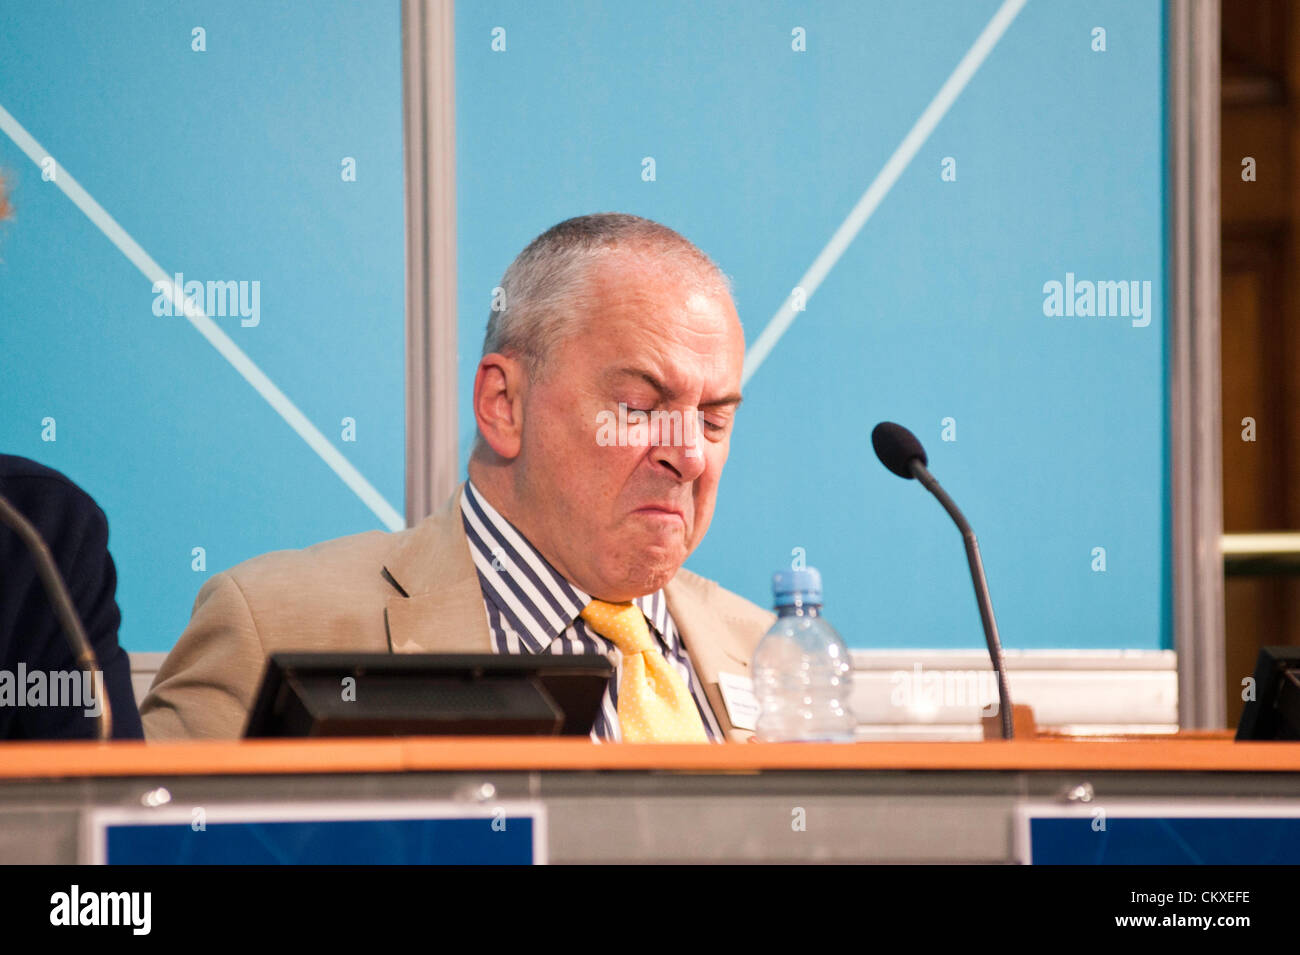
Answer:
[472,352,527,459]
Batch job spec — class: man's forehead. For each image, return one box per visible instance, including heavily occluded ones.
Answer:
[683,290,721,313]
[586,252,729,305]
[567,253,743,375]
[584,276,738,338]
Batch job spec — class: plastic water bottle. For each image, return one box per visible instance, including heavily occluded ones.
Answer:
[752,568,856,742]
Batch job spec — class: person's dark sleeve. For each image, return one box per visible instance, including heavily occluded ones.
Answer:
[0,468,144,740]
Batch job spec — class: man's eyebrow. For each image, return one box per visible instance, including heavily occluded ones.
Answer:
[608,366,742,410]
[700,393,743,410]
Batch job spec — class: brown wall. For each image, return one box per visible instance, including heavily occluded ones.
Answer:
[1221,0,1300,727]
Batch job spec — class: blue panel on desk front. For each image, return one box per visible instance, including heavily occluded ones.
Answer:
[1030,817,1300,865]
[105,818,536,865]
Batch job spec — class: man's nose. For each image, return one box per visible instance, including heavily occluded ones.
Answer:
[650,428,707,482]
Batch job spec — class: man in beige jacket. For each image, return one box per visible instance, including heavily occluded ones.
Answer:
[141,213,774,742]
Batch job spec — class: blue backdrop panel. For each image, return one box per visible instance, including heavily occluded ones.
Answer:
[455,0,1168,651]
[0,1,406,652]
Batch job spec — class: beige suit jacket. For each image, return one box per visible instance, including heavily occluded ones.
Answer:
[141,483,775,742]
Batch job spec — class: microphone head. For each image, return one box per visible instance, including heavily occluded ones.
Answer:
[872,421,928,479]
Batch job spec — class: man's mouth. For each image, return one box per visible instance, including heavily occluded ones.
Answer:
[633,504,687,524]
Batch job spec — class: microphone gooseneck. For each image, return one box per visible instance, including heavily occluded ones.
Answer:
[871,422,1014,740]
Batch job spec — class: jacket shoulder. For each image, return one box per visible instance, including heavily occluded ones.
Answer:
[0,455,107,539]
[221,526,402,593]
[672,567,775,630]
[208,525,416,643]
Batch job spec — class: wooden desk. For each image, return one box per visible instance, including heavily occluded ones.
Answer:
[2,738,1298,863]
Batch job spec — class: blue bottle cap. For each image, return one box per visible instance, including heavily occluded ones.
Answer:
[772,567,823,604]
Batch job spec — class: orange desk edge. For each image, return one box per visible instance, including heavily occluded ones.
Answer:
[0,736,1297,779]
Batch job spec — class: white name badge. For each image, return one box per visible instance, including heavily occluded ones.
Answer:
[717,671,759,732]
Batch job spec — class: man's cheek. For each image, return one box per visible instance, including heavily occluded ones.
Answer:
[689,501,715,551]
[703,441,729,479]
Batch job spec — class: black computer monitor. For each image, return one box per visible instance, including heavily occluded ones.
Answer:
[1236,647,1300,740]
[243,652,613,738]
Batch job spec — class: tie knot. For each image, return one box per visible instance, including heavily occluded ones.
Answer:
[580,600,655,655]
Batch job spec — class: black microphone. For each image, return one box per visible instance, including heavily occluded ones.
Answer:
[871,421,1014,740]
[0,492,112,740]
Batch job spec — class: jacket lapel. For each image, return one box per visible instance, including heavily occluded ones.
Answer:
[665,576,758,742]
[380,484,756,740]
[381,483,492,654]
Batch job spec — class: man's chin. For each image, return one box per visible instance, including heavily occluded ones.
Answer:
[635,529,688,565]
[599,547,686,599]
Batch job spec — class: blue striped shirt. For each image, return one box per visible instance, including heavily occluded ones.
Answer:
[459,481,723,742]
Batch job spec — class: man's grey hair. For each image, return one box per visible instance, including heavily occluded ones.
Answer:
[481,212,733,379]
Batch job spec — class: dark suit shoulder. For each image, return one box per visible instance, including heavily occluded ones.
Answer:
[0,455,112,608]
[0,455,142,739]
[0,454,106,532]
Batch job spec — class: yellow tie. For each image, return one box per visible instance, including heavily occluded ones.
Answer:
[580,600,708,743]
